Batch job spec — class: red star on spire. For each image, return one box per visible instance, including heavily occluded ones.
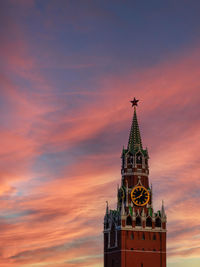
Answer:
[130,97,139,107]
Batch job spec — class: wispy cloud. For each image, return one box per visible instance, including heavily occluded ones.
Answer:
[1,1,200,266]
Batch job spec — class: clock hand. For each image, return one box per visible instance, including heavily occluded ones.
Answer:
[133,190,144,200]
[134,196,141,200]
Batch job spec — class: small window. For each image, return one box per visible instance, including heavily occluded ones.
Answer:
[131,248,133,250]
[146,217,152,227]
[153,234,156,240]
[155,217,161,227]
[141,263,143,267]
[136,216,141,226]
[136,153,142,164]
[126,216,132,226]
[127,153,133,165]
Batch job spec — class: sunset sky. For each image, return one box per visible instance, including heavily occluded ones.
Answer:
[1,1,200,266]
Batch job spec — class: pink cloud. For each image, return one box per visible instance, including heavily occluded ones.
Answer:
[1,21,200,265]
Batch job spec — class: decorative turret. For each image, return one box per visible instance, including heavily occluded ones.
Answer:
[161,201,165,217]
[161,200,167,225]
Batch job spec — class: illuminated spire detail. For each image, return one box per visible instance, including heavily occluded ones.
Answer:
[127,98,143,152]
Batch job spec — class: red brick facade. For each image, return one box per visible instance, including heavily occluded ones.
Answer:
[104,230,166,267]
[103,101,167,267]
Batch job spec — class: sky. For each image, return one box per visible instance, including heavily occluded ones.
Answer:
[1,0,200,266]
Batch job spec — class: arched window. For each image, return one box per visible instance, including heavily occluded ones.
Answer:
[130,156,133,164]
[127,153,133,165]
[136,216,141,226]
[155,217,161,227]
[126,216,132,226]
[136,152,142,164]
[146,217,152,227]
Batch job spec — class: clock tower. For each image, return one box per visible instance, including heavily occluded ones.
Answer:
[103,98,167,267]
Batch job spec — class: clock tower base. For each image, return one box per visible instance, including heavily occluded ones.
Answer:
[104,229,166,267]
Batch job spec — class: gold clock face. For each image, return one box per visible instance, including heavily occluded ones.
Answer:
[131,186,150,206]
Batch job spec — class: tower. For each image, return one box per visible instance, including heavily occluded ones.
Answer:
[103,98,167,267]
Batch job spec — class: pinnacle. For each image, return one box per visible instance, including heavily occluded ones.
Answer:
[127,106,143,153]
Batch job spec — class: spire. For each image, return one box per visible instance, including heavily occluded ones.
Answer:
[127,98,143,153]
[161,200,166,218]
